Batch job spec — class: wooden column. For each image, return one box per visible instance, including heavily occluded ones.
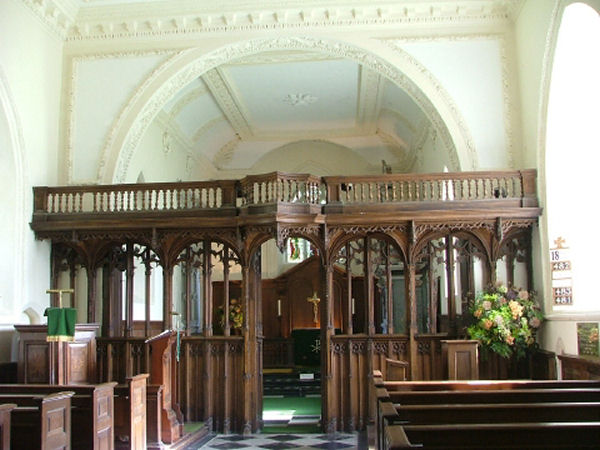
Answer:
[223,247,230,336]
[241,250,260,435]
[365,237,375,335]
[125,242,134,337]
[86,266,97,323]
[184,249,192,336]
[345,243,353,334]
[162,265,173,331]
[203,240,213,336]
[445,235,457,335]
[386,242,393,334]
[407,261,418,380]
[428,249,438,333]
[321,262,336,433]
[144,250,153,337]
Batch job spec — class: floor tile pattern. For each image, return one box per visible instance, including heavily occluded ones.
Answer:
[195,432,361,449]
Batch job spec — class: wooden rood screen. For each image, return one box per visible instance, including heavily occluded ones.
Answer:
[30,169,543,434]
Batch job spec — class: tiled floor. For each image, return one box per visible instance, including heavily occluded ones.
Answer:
[194,432,363,449]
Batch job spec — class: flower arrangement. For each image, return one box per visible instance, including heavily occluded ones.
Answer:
[218,298,243,330]
[466,283,543,359]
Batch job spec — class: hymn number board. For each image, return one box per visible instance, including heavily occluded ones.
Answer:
[550,237,572,305]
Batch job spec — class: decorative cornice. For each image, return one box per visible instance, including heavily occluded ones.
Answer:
[21,0,76,40]
[202,68,253,139]
[63,1,524,42]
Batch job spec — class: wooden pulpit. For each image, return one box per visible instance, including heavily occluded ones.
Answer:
[145,330,183,444]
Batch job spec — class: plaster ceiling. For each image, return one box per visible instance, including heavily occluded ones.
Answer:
[158,51,423,173]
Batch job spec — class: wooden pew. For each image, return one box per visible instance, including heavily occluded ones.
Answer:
[373,376,600,449]
[114,373,148,450]
[399,422,600,449]
[10,391,73,450]
[387,387,600,405]
[0,403,16,450]
[395,401,600,424]
[383,379,600,391]
[0,382,117,450]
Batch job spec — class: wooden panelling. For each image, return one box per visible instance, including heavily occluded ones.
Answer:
[15,324,99,385]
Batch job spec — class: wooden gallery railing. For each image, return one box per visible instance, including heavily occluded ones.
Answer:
[32,170,537,218]
[97,336,245,433]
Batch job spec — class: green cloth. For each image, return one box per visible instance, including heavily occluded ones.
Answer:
[45,307,77,342]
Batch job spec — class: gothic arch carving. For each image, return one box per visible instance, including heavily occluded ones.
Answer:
[99,36,473,184]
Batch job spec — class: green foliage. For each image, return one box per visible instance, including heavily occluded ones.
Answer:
[466,283,544,360]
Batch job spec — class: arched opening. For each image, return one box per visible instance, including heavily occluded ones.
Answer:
[99,37,475,184]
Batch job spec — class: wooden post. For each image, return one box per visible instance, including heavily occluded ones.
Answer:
[125,242,134,337]
[162,265,173,331]
[321,262,336,433]
[407,262,418,380]
[345,243,353,334]
[203,240,213,337]
[86,266,97,323]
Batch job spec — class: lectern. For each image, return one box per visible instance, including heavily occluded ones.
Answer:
[145,330,183,444]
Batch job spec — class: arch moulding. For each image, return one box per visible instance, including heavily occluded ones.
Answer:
[99,36,478,184]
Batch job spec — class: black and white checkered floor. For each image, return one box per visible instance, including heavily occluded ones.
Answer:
[194,432,362,449]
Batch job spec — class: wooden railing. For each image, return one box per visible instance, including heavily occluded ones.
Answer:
[239,172,322,206]
[324,169,537,206]
[33,170,538,218]
[34,180,238,214]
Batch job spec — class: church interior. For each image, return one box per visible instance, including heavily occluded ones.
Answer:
[1,0,599,448]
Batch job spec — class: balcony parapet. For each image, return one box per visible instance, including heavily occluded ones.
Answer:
[31,170,540,232]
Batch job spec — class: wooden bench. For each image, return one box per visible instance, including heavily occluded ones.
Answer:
[383,379,600,391]
[395,400,600,424]
[0,382,117,450]
[397,422,600,449]
[373,375,600,449]
[114,373,148,450]
[387,387,600,405]
[10,391,73,450]
[0,403,17,450]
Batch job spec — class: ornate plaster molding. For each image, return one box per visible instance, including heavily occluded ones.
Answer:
[166,84,209,121]
[64,1,524,42]
[202,68,253,139]
[213,136,242,169]
[357,66,382,135]
[21,0,75,40]
[107,36,466,183]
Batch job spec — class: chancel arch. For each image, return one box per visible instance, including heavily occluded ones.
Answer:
[98,36,474,185]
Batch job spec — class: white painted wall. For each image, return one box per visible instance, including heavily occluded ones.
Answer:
[401,38,510,170]
[0,0,63,360]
